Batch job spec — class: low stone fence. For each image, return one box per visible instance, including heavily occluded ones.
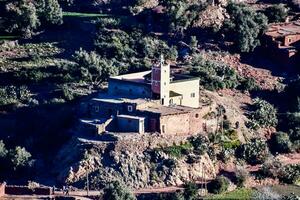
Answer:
[5,185,51,195]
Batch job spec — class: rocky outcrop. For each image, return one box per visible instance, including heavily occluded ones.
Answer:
[55,134,216,190]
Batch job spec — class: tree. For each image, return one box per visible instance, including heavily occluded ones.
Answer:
[37,0,63,25]
[222,2,268,52]
[5,0,40,38]
[271,132,293,153]
[236,138,269,165]
[73,49,118,86]
[103,181,136,200]
[248,98,278,129]
[208,176,230,194]
[264,4,288,23]
[10,146,32,169]
[0,141,8,159]
[183,182,198,200]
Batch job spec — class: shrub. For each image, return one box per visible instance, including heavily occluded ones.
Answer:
[264,4,288,23]
[271,132,293,153]
[208,176,230,194]
[222,2,268,52]
[189,135,209,155]
[0,140,8,158]
[183,182,198,200]
[103,181,136,200]
[236,138,269,165]
[248,98,278,129]
[260,157,282,178]
[238,77,259,92]
[235,166,249,187]
[9,146,32,170]
[161,142,193,158]
[73,49,118,86]
[188,53,239,91]
[278,164,300,184]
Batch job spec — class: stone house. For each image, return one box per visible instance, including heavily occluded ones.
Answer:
[80,56,214,136]
[264,21,300,66]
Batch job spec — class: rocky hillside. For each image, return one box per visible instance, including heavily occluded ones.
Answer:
[54,134,216,189]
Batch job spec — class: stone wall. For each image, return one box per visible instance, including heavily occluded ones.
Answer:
[108,79,152,98]
[5,185,51,195]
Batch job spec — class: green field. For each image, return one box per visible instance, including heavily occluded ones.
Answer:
[205,188,254,200]
[0,35,18,40]
[63,12,109,18]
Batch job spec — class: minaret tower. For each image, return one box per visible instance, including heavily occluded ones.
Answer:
[151,55,170,106]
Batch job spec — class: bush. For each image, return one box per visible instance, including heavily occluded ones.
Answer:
[9,146,32,170]
[235,166,249,187]
[238,77,259,92]
[248,98,278,129]
[236,138,269,165]
[188,53,239,91]
[208,176,230,194]
[278,164,300,184]
[264,4,288,23]
[260,157,282,178]
[161,142,193,158]
[103,181,136,200]
[271,132,293,153]
[189,135,209,155]
[183,182,198,200]
[222,2,268,52]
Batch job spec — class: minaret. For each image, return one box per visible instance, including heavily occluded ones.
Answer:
[151,55,170,106]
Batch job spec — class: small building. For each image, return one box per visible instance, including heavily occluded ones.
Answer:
[80,56,213,136]
[264,21,300,66]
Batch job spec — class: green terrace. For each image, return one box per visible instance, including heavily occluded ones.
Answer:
[63,12,110,18]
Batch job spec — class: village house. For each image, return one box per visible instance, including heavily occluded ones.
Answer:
[80,56,215,136]
[264,21,300,66]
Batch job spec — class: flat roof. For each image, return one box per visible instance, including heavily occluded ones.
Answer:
[265,21,300,38]
[139,104,196,116]
[110,69,199,85]
[117,114,145,120]
[92,93,157,105]
[110,71,151,84]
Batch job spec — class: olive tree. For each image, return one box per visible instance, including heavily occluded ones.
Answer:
[236,138,269,165]
[264,4,288,23]
[73,49,118,86]
[248,98,278,129]
[103,181,136,200]
[222,2,268,52]
[10,146,32,170]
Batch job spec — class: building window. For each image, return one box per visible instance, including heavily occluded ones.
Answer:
[191,93,196,98]
[162,125,165,133]
[195,114,199,118]
[169,99,173,105]
[128,105,133,112]
[94,106,99,112]
[288,38,292,43]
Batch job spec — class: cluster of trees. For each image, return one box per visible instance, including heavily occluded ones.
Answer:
[0,140,33,177]
[222,3,268,53]
[247,98,278,130]
[0,0,63,38]
[94,18,177,74]
[0,85,33,106]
